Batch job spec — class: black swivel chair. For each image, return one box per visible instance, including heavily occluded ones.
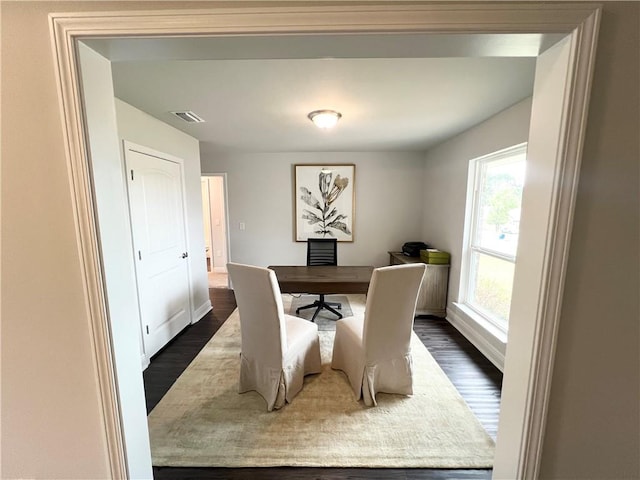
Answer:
[296,238,343,322]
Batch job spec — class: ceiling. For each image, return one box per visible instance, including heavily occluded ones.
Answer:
[83,33,562,154]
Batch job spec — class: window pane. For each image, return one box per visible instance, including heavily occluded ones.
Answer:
[475,154,526,257]
[468,252,515,324]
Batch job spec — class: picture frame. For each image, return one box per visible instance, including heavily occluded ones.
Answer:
[294,164,355,242]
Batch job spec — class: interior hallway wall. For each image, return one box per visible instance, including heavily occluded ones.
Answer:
[78,44,153,479]
[115,98,210,318]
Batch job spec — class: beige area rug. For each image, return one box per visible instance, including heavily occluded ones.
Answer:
[148,295,495,468]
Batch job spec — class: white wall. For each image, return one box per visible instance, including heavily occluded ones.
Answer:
[420,98,532,368]
[421,97,532,302]
[540,3,639,476]
[201,151,425,268]
[115,99,210,319]
[78,44,153,480]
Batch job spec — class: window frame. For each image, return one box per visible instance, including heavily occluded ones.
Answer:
[460,143,528,333]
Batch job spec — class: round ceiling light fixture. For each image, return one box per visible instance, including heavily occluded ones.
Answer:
[308,109,342,129]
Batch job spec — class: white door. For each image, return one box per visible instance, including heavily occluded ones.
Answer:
[125,144,191,359]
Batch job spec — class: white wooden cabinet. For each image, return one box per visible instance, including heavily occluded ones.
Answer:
[388,252,449,317]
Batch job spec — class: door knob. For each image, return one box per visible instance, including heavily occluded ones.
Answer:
[181,252,189,259]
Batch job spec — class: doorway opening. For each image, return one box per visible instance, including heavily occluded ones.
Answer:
[200,174,230,289]
[52,5,600,479]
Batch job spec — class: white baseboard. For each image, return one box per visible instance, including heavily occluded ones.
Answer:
[446,306,505,372]
[193,300,213,324]
[140,353,150,371]
[140,301,211,370]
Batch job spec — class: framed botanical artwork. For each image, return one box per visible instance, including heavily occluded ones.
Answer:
[294,164,355,242]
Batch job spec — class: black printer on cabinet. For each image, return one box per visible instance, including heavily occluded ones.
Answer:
[402,242,429,257]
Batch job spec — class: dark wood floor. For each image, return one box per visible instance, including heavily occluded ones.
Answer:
[145,289,502,480]
[413,316,503,440]
[143,288,236,413]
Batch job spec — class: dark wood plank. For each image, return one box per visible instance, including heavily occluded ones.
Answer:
[145,289,501,480]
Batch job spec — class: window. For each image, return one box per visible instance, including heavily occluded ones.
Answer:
[460,144,527,332]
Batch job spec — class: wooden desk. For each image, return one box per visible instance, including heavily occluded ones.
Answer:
[268,265,373,294]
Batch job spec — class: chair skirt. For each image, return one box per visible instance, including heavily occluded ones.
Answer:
[331,316,414,407]
[239,315,321,411]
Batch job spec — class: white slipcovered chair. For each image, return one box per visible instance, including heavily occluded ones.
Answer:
[227,262,322,411]
[331,263,426,406]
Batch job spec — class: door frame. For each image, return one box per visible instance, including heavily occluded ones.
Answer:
[201,178,214,273]
[123,140,193,365]
[201,172,231,286]
[49,3,601,478]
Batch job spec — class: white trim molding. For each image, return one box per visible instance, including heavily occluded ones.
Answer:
[458,142,528,335]
[140,296,212,372]
[49,3,601,479]
[508,10,601,478]
[193,300,213,324]
[49,14,128,479]
[140,353,150,371]
[448,304,507,372]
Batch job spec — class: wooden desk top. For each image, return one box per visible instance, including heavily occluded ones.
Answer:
[268,265,373,294]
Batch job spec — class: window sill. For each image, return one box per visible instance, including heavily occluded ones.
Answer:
[449,302,508,371]
[455,303,508,343]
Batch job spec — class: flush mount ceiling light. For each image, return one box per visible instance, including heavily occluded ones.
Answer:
[308,110,342,129]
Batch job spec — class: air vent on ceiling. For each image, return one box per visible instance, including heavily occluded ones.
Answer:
[171,110,206,123]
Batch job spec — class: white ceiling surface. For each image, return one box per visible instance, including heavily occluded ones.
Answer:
[86,34,549,153]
